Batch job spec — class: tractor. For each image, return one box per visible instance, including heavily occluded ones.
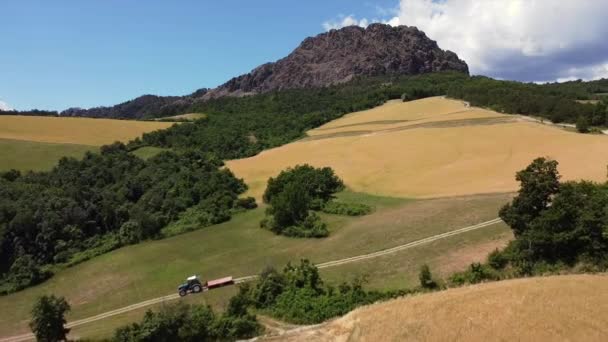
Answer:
[178,275,234,297]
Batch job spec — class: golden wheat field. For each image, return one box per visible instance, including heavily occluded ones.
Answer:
[0,115,174,146]
[226,97,608,200]
[267,274,608,342]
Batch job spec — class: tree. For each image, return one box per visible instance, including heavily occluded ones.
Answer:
[499,158,561,236]
[263,165,344,204]
[266,181,311,231]
[576,115,590,133]
[418,264,437,289]
[30,295,71,342]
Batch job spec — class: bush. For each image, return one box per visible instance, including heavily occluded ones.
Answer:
[235,197,257,210]
[487,248,508,270]
[253,260,383,324]
[322,201,373,216]
[418,264,438,289]
[112,300,261,342]
[576,115,590,133]
[449,262,499,286]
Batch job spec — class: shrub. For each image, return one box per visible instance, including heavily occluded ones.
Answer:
[449,262,499,286]
[322,201,373,216]
[487,248,508,270]
[418,264,438,289]
[576,115,590,133]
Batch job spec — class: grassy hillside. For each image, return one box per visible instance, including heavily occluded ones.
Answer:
[0,138,94,172]
[227,97,608,200]
[269,274,608,341]
[0,191,512,338]
[0,115,174,171]
[0,115,173,146]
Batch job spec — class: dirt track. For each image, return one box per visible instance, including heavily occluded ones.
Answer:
[0,218,502,342]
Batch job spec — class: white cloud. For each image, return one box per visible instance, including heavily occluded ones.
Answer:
[323,15,371,31]
[322,0,608,82]
[0,100,12,111]
[391,0,608,81]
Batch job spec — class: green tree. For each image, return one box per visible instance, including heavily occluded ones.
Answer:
[418,264,437,289]
[576,115,590,133]
[499,158,560,236]
[30,295,71,342]
[266,181,311,231]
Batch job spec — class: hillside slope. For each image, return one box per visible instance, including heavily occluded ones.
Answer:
[265,274,608,341]
[226,97,608,200]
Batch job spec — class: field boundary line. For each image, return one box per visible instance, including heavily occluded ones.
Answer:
[0,218,502,342]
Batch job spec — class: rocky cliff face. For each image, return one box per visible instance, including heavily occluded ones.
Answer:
[206,24,468,98]
[62,24,468,118]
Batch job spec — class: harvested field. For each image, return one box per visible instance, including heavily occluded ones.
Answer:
[226,97,608,200]
[266,274,608,342]
[0,115,173,146]
[153,113,206,121]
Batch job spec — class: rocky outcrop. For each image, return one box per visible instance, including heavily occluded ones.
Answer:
[206,24,468,98]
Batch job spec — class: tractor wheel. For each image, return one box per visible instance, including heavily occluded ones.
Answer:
[179,290,187,297]
[192,284,202,293]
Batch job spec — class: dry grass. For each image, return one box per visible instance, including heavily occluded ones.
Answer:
[153,113,206,121]
[226,97,608,200]
[0,115,174,146]
[268,274,608,342]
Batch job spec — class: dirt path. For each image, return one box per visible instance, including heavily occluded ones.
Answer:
[0,218,502,342]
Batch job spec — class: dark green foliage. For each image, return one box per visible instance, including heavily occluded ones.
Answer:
[0,109,59,116]
[449,262,499,286]
[577,116,590,133]
[446,76,607,125]
[322,201,373,216]
[499,158,560,237]
[418,264,437,289]
[487,249,508,270]
[497,158,608,273]
[112,300,261,342]
[235,197,257,210]
[30,295,70,342]
[261,167,340,238]
[251,260,387,324]
[0,143,249,293]
[263,164,344,204]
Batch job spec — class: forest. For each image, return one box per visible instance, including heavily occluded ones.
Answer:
[132,73,608,159]
[0,143,250,294]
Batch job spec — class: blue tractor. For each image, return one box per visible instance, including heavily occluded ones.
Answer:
[178,275,203,297]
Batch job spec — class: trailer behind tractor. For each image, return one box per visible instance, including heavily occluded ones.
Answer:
[178,275,234,297]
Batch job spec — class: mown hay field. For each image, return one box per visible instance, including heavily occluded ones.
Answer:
[271,274,608,341]
[226,97,608,200]
[0,115,174,146]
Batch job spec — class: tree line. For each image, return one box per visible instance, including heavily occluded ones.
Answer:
[0,143,252,294]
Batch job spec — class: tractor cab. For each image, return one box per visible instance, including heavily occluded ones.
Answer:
[178,275,203,297]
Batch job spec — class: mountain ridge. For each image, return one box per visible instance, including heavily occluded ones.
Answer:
[60,24,468,119]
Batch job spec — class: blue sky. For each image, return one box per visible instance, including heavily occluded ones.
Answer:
[2,0,607,111]
[0,0,396,110]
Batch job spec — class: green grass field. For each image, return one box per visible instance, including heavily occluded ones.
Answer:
[0,191,512,339]
[130,146,170,160]
[0,138,95,172]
